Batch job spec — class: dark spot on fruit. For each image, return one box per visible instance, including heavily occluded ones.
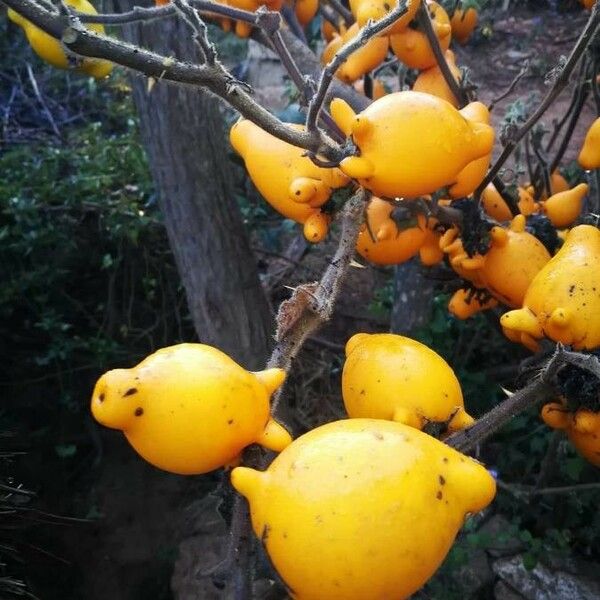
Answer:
[98,393,105,402]
[569,284,575,295]
[439,475,446,485]
[123,387,138,397]
[360,389,365,395]
[384,2,390,9]
[228,419,234,425]
[261,524,271,543]
[295,190,300,195]
[437,490,443,500]
[443,457,449,463]
[134,407,144,417]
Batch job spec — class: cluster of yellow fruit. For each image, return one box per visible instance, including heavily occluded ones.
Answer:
[321,0,479,103]
[91,336,496,599]
[231,90,494,245]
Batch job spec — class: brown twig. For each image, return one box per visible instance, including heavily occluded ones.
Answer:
[4,0,344,160]
[267,188,369,412]
[172,0,216,64]
[416,2,468,108]
[305,0,409,134]
[488,61,530,112]
[475,4,600,200]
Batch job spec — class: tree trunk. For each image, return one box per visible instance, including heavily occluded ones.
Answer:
[390,258,437,336]
[117,1,273,369]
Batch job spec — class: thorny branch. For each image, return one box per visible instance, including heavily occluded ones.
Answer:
[446,344,599,454]
[3,0,345,160]
[172,0,217,64]
[218,189,369,599]
[416,1,468,108]
[306,0,410,134]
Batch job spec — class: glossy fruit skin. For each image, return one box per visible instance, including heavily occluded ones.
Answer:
[231,419,496,600]
[8,0,112,78]
[542,402,600,467]
[449,288,498,319]
[294,0,318,26]
[321,23,389,83]
[501,225,600,351]
[342,333,474,431]
[482,184,513,222]
[390,1,452,70]
[229,119,348,241]
[542,183,588,228]
[356,198,427,265]
[448,102,492,198]
[478,215,551,308]
[303,211,331,243]
[450,7,478,45]
[321,17,345,42]
[330,91,494,198]
[350,0,421,34]
[413,50,461,107]
[578,117,600,170]
[91,344,292,475]
[217,0,283,37]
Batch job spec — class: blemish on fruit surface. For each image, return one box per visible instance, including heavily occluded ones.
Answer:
[134,407,144,416]
[123,387,138,397]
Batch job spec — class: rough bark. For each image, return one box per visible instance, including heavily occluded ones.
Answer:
[390,258,437,335]
[116,0,274,368]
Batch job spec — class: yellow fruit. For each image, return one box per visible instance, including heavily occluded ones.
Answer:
[413,49,462,107]
[350,0,421,34]
[390,1,452,70]
[294,0,318,26]
[501,225,600,351]
[439,226,487,287]
[232,419,496,600]
[342,333,474,431]
[321,17,346,42]
[477,215,551,308]
[331,91,494,198]
[448,288,498,320]
[542,402,600,467]
[578,117,600,170]
[550,171,570,195]
[229,119,349,239]
[356,198,427,265]
[353,77,387,100]
[449,102,493,198]
[303,211,331,243]
[481,184,513,222]
[216,0,283,38]
[517,186,537,216]
[90,344,291,475]
[8,0,112,78]
[450,7,478,45]
[541,183,588,228]
[321,23,389,83]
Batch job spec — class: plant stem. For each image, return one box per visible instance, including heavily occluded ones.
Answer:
[416,2,468,108]
[306,0,409,134]
[475,4,600,200]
